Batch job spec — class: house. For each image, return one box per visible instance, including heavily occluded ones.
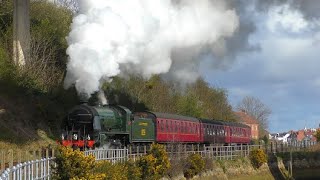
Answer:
[286,128,317,144]
[273,132,291,143]
[234,110,259,139]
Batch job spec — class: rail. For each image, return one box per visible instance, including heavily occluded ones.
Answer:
[84,148,128,163]
[0,157,54,180]
[0,149,55,173]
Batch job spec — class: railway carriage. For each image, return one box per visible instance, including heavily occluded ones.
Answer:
[132,112,201,143]
[222,121,251,144]
[200,119,226,144]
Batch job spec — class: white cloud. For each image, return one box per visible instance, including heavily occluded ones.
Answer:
[267,5,309,33]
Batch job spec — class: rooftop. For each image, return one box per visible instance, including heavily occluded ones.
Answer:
[234,111,259,125]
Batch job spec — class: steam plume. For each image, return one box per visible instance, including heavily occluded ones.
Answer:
[64,0,239,96]
[97,89,108,105]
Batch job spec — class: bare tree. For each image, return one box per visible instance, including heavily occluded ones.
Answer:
[236,96,271,132]
[53,0,79,13]
[16,35,64,92]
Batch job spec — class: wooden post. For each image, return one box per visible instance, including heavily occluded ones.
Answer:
[9,149,13,168]
[52,149,55,158]
[216,146,219,160]
[46,149,49,158]
[0,150,4,172]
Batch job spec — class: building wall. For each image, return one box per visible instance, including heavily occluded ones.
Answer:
[245,123,259,139]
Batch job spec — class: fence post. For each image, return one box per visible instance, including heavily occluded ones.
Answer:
[0,150,4,172]
[8,149,13,168]
[46,149,49,158]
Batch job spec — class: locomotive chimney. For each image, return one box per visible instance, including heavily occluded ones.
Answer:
[79,92,89,104]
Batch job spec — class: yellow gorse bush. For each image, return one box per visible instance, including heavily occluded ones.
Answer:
[53,144,170,180]
[93,158,141,180]
[249,149,268,169]
[183,153,205,178]
[52,146,105,180]
[137,143,170,180]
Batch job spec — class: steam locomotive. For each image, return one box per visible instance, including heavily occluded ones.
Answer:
[60,103,251,149]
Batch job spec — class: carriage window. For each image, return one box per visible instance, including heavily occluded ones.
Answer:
[206,125,208,135]
[183,122,185,133]
[174,121,177,132]
[177,122,179,132]
[191,123,193,133]
[166,120,169,132]
[182,122,186,133]
[192,123,194,133]
[162,120,165,132]
[172,121,175,132]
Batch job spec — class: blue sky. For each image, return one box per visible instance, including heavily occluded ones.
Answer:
[201,2,320,133]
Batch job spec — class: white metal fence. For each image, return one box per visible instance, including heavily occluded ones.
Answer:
[0,157,55,180]
[84,148,128,163]
[0,149,55,173]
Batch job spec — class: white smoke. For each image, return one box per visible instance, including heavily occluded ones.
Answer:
[64,0,239,96]
[97,89,108,105]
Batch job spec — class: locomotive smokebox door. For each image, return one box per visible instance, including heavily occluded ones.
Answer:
[131,114,155,142]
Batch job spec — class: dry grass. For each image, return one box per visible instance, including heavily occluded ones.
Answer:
[0,129,56,151]
[306,143,320,152]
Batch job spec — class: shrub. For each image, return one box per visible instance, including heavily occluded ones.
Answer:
[167,158,185,178]
[52,146,104,179]
[183,153,205,178]
[137,154,158,180]
[125,160,142,180]
[315,129,320,142]
[94,161,127,180]
[204,157,214,170]
[0,46,14,81]
[250,149,267,168]
[94,160,141,180]
[137,143,170,180]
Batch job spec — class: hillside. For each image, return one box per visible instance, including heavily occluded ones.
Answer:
[0,82,78,145]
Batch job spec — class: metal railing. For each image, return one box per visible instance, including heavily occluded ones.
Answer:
[84,148,128,163]
[0,157,55,180]
[266,141,317,153]
[0,149,55,173]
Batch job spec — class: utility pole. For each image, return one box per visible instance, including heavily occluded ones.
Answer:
[289,131,293,178]
[13,0,30,67]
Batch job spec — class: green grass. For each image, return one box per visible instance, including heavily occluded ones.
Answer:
[293,168,320,179]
